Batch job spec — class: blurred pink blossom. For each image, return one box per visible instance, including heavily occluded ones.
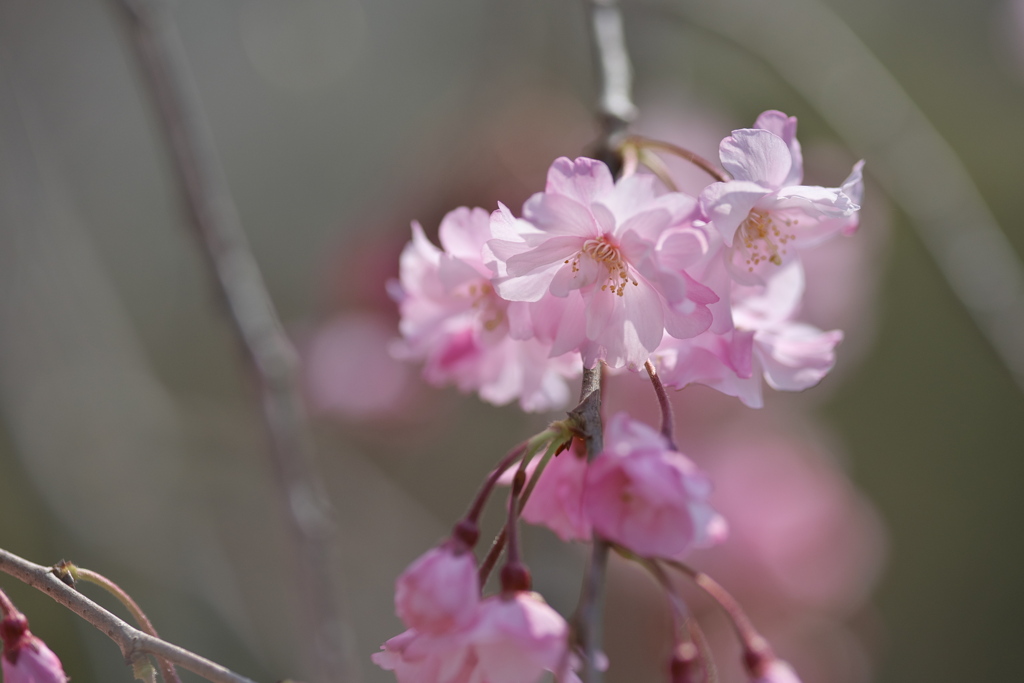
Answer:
[304,311,415,419]
[395,544,480,636]
[515,440,592,542]
[583,413,726,558]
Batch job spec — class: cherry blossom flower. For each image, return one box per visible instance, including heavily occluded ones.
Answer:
[655,260,842,408]
[372,627,476,683]
[1,611,68,683]
[469,592,570,683]
[488,157,717,369]
[583,413,725,558]
[392,206,580,411]
[374,592,574,683]
[395,543,480,635]
[700,111,863,285]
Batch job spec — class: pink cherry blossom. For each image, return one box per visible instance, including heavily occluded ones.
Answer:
[374,592,574,683]
[488,157,717,369]
[304,312,415,419]
[517,440,592,542]
[655,260,842,408]
[372,628,476,683]
[469,592,570,683]
[395,544,480,635]
[583,413,725,558]
[1,612,68,683]
[699,111,863,285]
[392,206,580,411]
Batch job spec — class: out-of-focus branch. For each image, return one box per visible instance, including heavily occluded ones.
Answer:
[584,0,639,166]
[0,549,260,683]
[107,2,354,682]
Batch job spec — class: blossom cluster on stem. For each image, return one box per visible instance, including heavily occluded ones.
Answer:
[392,111,862,411]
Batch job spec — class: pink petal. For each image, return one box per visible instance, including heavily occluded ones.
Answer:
[719,128,793,187]
[753,110,803,186]
[544,156,615,204]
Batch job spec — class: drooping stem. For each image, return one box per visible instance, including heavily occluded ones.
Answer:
[107,2,353,681]
[476,436,568,587]
[463,441,529,529]
[0,548,260,683]
[624,135,728,183]
[55,563,181,683]
[645,360,677,450]
[0,586,16,618]
[664,560,775,666]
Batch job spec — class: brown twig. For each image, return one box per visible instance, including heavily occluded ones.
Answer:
[645,360,677,450]
[625,135,728,183]
[59,564,182,683]
[107,2,354,682]
[0,549,260,683]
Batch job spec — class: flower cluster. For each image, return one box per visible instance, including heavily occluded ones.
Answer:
[392,111,863,411]
[380,111,866,683]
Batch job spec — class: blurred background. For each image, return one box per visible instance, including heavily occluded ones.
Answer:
[0,0,1022,682]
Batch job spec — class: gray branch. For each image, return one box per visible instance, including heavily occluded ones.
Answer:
[108,1,355,681]
[585,0,639,154]
[0,549,260,683]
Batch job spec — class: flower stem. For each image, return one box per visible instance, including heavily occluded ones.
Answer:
[0,548,260,683]
[476,435,568,587]
[0,587,16,618]
[663,560,775,666]
[624,135,728,183]
[56,562,181,683]
[645,360,677,450]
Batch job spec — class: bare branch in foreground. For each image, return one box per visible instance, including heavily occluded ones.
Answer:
[0,548,260,683]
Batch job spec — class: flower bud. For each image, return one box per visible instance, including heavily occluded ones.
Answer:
[1,611,68,683]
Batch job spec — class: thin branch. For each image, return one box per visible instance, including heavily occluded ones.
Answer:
[107,2,354,682]
[625,135,728,184]
[0,549,260,683]
[59,563,181,683]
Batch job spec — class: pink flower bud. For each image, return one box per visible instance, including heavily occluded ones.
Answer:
[1,612,68,683]
[395,544,480,634]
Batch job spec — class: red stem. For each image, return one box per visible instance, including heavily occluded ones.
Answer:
[645,360,677,450]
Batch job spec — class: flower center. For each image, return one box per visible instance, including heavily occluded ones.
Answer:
[738,209,796,271]
[467,281,505,331]
[565,236,638,297]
